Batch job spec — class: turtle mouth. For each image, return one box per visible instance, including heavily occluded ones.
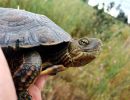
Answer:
[83,45,102,52]
[81,44,102,57]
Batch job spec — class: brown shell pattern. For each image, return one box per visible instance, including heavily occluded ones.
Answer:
[0,8,72,48]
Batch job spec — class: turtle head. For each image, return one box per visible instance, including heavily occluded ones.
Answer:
[68,37,102,67]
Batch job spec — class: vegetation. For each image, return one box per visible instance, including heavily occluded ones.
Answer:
[0,0,130,100]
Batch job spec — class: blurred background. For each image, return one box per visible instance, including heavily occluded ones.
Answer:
[0,0,130,100]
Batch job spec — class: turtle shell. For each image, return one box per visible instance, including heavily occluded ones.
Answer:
[0,8,72,48]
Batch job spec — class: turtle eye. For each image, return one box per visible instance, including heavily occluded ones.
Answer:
[78,38,89,46]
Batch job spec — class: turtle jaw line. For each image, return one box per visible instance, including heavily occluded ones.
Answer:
[85,51,100,57]
[84,48,101,54]
[71,51,96,67]
[81,44,102,55]
[82,49,101,58]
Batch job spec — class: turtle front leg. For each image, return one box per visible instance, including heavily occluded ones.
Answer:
[41,64,66,75]
[13,51,42,100]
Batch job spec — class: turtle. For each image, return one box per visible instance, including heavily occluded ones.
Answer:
[0,8,102,100]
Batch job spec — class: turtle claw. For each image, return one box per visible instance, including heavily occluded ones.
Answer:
[18,90,32,100]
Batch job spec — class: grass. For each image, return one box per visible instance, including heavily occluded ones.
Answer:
[0,0,130,100]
